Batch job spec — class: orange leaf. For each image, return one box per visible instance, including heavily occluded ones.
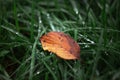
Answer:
[40,31,80,60]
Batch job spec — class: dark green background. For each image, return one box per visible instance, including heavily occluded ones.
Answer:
[0,0,120,80]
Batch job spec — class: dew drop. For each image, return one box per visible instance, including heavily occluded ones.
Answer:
[36,71,40,74]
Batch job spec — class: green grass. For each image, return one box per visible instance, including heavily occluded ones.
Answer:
[0,0,120,80]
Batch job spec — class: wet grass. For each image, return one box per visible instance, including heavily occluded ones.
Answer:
[0,0,120,80]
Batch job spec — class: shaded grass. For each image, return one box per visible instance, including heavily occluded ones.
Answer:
[0,0,120,80]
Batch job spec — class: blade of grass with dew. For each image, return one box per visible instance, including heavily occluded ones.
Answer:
[29,20,41,80]
[90,29,104,80]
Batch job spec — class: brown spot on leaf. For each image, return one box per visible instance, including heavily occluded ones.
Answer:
[69,50,73,54]
[43,40,46,42]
